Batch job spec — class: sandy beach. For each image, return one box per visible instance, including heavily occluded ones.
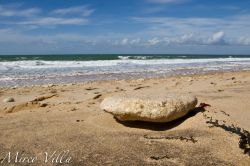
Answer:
[0,71,250,165]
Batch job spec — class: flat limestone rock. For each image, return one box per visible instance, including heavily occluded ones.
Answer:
[100,94,198,122]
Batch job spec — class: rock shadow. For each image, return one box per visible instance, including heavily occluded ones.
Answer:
[115,107,205,131]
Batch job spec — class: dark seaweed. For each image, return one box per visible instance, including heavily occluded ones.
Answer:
[203,113,250,156]
[144,135,198,143]
[150,155,169,160]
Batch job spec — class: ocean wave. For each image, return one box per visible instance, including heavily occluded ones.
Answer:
[1,57,250,87]
[118,55,153,60]
[35,61,46,66]
[1,58,250,70]
[118,56,130,60]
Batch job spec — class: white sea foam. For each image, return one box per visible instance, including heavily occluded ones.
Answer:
[118,56,130,60]
[1,57,250,86]
[1,58,250,70]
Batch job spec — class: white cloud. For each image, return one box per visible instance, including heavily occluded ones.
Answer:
[1,28,250,54]
[110,31,250,47]
[17,17,89,26]
[143,6,166,14]
[0,29,95,45]
[121,38,129,45]
[221,6,241,11]
[132,14,250,38]
[147,0,189,4]
[130,38,141,45]
[0,4,93,28]
[163,33,198,45]
[0,28,12,33]
[236,37,250,46]
[133,17,223,29]
[163,32,227,45]
[1,2,250,54]
[0,5,41,17]
[113,38,142,46]
[51,5,95,16]
[148,38,160,45]
[207,31,225,45]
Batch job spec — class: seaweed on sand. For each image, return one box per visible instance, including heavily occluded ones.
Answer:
[205,114,250,156]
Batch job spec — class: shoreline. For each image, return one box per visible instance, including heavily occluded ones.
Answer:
[1,69,250,89]
[2,55,250,88]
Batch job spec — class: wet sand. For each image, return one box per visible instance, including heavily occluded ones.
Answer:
[0,71,250,165]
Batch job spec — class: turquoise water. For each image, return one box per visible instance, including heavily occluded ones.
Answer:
[1,54,250,87]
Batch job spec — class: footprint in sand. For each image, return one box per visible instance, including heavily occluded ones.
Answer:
[115,87,126,92]
[93,94,102,99]
[146,155,183,165]
[69,108,77,112]
[85,87,98,91]
[76,120,84,122]
[210,82,217,85]
[133,86,150,90]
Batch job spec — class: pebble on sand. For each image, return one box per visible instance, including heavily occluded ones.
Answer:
[3,97,15,103]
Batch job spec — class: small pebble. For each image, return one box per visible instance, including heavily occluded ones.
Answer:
[3,97,15,103]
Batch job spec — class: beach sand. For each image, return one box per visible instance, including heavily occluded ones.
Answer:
[0,71,250,165]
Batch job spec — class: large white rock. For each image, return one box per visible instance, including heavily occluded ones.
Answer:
[100,94,198,122]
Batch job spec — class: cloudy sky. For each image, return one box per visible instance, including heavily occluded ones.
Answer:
[0,0,250,54]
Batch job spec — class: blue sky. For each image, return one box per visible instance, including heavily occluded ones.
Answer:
[0,0,250,54]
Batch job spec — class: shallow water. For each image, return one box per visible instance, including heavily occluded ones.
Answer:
[1,54,250,87]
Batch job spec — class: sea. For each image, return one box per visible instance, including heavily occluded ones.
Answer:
[1,54,250,87]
